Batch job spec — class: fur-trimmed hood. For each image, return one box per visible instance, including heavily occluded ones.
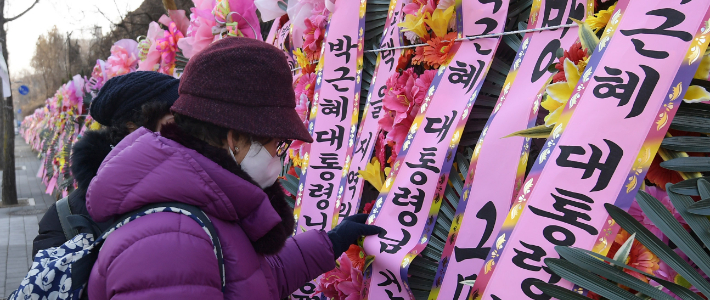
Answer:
[86,124,294,254]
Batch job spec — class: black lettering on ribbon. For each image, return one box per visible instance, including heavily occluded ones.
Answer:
[381,38,396,71]
[424,112,457,144]
[304,212,327,230]
[620,8,693,42]
[309,183,334,198]
[593,65,660,119]
[405,147,441,173]
[512,241,547,271]
[321,96,349,122]
[379,228,411,254]
[328,35,358,63]
[312,153,343,171]
[449,61,485,94]
[528,188,599,235]
[353,132,373,161]
[379,269,405,300]
[531,39,561,83]
[315,125,345,150]
[556,139,623,192]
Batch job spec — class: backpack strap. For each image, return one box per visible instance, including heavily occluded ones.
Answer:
[94,202,226,291]
[55,197,78,240]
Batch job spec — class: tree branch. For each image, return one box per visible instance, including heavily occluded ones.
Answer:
[4,0,40,22]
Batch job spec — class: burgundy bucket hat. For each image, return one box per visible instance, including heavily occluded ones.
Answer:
[172,37,313,143]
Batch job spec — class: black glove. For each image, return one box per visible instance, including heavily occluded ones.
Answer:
[327,214,382,259]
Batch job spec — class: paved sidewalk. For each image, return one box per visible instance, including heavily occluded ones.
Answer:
[0,136,57,297]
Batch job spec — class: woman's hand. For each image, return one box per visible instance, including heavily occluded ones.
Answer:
[327,214,382,259]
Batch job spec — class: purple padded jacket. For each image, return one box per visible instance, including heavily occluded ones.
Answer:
[85,126,335,300]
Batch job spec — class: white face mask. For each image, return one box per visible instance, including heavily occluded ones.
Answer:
[232,141,282,189]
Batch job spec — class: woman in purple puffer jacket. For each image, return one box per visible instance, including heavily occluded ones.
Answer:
[85,37,381,299]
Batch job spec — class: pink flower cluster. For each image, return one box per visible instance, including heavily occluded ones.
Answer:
[315,252,363,300]
[303,14,328,62]
[377,68,436,162]
[105,39,140,78]
[290,72,317,153]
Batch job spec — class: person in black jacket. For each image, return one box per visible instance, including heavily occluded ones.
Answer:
[32,71,180,256]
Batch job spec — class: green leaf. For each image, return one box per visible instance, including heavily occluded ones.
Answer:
[569,247,705,300]
[612,232,635,266]
[504,124,553,138]
[547,63,558,73]
[556,47,564,58]
[294,167,302,177]
[607,201,710,296]
[697,178,710,200]
[688,179,710,215]
[687,199,710,215]
[666,184,710,251]
[364,255,376,270]
[660,157,710,173]
[668,177,710,196]
[532,282,590,300]
[554,246,676,300]
[571,18,599,54]
[638,189,710,279]
[277,0,287,11]
[279,177,297,196]
[670,114,710,133]
[545,258,644,300]
[661,136,710,152]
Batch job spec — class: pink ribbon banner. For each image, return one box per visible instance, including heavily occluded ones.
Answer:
[361,0,509,299]
[336,0,404,220]
[470,0,710,299]
[290,0,367,297]
[428,1,593,299]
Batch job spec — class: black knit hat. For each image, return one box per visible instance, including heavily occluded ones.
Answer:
[171,37,313,143]
[90,71,180,126]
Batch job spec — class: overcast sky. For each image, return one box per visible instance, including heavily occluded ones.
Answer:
[6,0,144,78]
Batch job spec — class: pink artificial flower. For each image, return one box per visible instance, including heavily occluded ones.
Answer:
[628,186,686,239]
[213,0,262,40]
[403,0,436,16]
[382,68,418,125]
[375,130,387,170]
[177,0,218,58]
[138,22,165,72]
[295,72,317,100]
[303,14,328,62]
[160,10,190,37]
[387,115,414,161]
[413,69,436,107]
[105,39,139,78]
[315,252,364,300]
[155,22,185,75]
[287,0,331,48]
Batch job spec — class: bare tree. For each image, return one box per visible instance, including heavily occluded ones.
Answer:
[0,0,41,205]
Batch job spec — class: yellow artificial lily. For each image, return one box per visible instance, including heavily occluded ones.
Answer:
[424,6,455,38]
[585,3,616,33]
[89,120,102,131]
[542,58,581,126]
[399,12,428,39]
[685,54,710,103]
[290,150,304,167]
[358,158,391,192]
[683,85,710,103]
[293,48,309,70]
